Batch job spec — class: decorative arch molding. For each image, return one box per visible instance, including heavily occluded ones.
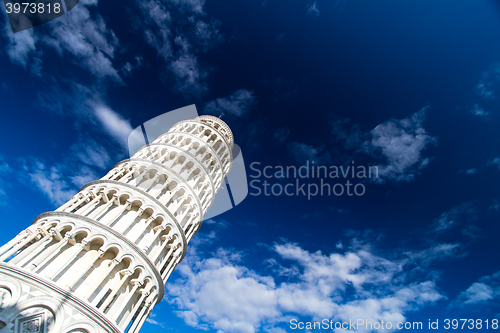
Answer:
[61,321,97,333]
[135,141,223,193]
[0,264,121,333]
[31,211,167,302]
[0,277,22,311]
[80,180,195,242]
[154,130,229,175]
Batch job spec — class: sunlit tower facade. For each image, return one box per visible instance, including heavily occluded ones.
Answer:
[0,116,234,333]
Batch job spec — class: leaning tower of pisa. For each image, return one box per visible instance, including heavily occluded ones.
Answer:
[0,115,234,333]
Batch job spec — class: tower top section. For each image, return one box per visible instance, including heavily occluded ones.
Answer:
[195,115,234,150]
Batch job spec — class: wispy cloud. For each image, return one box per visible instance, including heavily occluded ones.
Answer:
[330,108,437,182]
[469,104,490,118]
[42,1,121,81]
[70,138,112,170]
[489,157,500,171]
[3,22,41,75]
[136,0,224,97]
[307,1,320,16]
[3,0,121,81]
[17,135,116,206]
[465,168,477,175]
[488,198,500,212]
[431,203,476,233]
[93,104,133,147]
[452,271,500,307]
[287,141,332,165]
[145,313,166,328]
[23,160,76,206]
[475,64,500,99]
[169,54,208,96]
[204,89,256,118]
[364,107,437,182]
[273,127,291,145]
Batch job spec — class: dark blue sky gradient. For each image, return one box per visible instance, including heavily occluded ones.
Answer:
[1,0,500,332]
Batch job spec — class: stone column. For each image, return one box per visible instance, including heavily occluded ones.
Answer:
[44,238,89,280]
[95,270,132,309]
[30,232,68,272]
[83,259,120,300]
[9,230,51,266]
[108,280,141,322]
[65,249,105,291]
[0,230,40,262]
[119,282,151,330]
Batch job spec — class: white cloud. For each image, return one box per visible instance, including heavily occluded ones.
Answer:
[458,283,495,304]
[69,165,99,187]
[93,105,133,147]
[19,138,113,206]
[170,54,207,96]
[145,313,166,328]
[364,107,437,182]
[469,104,490,118]
[25,161,76,206]
[204,89,256,118]
[331,108,437,182]
[41,2,121,81]
[3,1,121,81]
[3,22,41,74]
[71,138,112,170]
[168,256,279,333]
[452,271,500,307]
[166,240,445,333]
[169,0,206,14]
[405,243,461,269]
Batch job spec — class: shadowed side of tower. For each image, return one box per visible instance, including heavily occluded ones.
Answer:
[0,115,234,333]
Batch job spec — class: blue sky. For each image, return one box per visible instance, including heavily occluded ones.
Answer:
[1,0,500,332]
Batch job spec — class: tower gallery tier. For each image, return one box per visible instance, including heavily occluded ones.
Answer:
[0,115,234,333]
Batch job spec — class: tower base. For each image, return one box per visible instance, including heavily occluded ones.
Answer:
[0,263,121,333]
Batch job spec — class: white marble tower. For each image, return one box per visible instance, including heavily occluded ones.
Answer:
[0,115,234,333]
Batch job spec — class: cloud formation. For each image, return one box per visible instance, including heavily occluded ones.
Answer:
[166,239,444,333]
[24,160,76,206]
[3,23,39,74]
[93,105,134,147]
[431,203,476,233]
[3,0,121,81]
[19,136,116,206]
[475,64,500,99]
[469,104,490,118]
[307,2,320,16]
[452,271,500,307]
[204,89,256,118]
[136,0,224,97]
[329,108,437,183]
[364,108,437,182]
